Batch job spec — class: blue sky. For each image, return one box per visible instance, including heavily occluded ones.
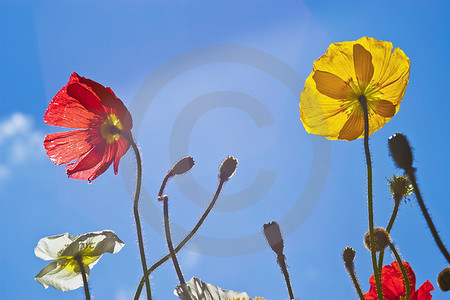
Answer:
[1,0,449,299]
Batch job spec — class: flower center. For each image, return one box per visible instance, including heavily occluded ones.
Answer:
[100,114,122,143]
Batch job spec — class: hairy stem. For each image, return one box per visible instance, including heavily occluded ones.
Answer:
[378,198,401,270]
[121,133,152,300]
[278,255,295,300]
[134,180,225,300]
[388,242,410,299]
[406,169,450,264]
[359,96,383,300]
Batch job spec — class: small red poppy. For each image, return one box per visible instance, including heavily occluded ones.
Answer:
[44,73,133,182]
[364,261,434,300]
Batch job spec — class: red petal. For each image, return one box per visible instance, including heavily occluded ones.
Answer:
[412,280,434,300]
[113,137,130,174]
[66,144,106,179]
[44,130,93,165]
[44,73,103,129]
[66,82,104,114]
[391,261,416,293]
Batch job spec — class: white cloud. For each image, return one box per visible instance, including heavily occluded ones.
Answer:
[0,113,45,182]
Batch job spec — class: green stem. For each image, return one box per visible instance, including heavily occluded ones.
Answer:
[344,262,365,300]
[406,169,450,264]
[278,255,295,300]
[378,198,401,270]
[74,255,91,300]
[359,95,383,300]
[388,242,410,299]
[162,196,186,285]
[134,180,225,300]
[122,133,152,300]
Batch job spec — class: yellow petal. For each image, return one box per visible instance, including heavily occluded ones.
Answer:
[355,37,410,105]
[338,113,364,141]
[313,71,351,99]
[371,100,396,117]
[353,44,374,86]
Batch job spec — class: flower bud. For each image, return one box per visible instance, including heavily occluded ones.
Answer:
[364,228,391,252]
[263,221,284,257]
[437,267,450,291]
[388,175,413,202]
[219,156,238,181]
[170,156,195,176]
[342,247,356,265]
[388,133,413,171]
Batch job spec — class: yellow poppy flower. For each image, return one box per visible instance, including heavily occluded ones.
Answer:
[300,37,410,141]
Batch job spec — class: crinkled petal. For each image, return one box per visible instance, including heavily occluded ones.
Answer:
[412,280,434,300]
[355,37,410,106]
[61,230,124,260]
[44,130,93,165]
[353,43,374,86]
[65,142,107,180]
[35,258,88,291]
[34,233,74,261]
[174,277,250,300]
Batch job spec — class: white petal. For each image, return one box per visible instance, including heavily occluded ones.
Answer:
[34,233,74,260]
[35,258,89,291]
[174,277,251,300]
[61,230,125,258]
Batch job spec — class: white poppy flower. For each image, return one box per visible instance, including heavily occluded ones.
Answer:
[34,230,124,291]
[174,277,252,300]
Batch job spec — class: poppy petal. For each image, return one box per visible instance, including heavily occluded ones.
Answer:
[313,71,351,99]
[34,233,74,261]
[338,113,364,141]
[412,280,434,300]
[66,144,106,179]
[353,44,374,86]
[66,82,104,114]
[44,130,93,165]
[43,91,96,129]
[35,258,88,291]
[113,137,130,174]
[371,100,396,118]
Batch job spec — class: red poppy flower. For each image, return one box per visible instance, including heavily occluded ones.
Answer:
[44,73,133,182]
[364,261,434,300]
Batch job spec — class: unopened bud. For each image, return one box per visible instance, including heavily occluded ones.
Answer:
[170,156,195,176]
[364,228,391,252]
[219,156,238,181]
[342,247,356,265]
[263,221,284,257]
[437,267,450,291]
[388,133,413,171]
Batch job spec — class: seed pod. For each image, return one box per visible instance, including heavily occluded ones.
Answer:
[263,221,284,257]
[219,156,238,181]
[388,133,413,171]
[364,228,391,252]
[170,156,195,176]
[437,267,450,291]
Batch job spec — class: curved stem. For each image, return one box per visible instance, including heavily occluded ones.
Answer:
[162,196,186,285]
[74,256,91,300]
[278,255,295,300]
[344,262,365,300]
[359,96,383,300]
[378,199,401,270]
[406,169,450,264]
[388,242,410,300]
[121,133,152,300]
[134,180,225,300]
